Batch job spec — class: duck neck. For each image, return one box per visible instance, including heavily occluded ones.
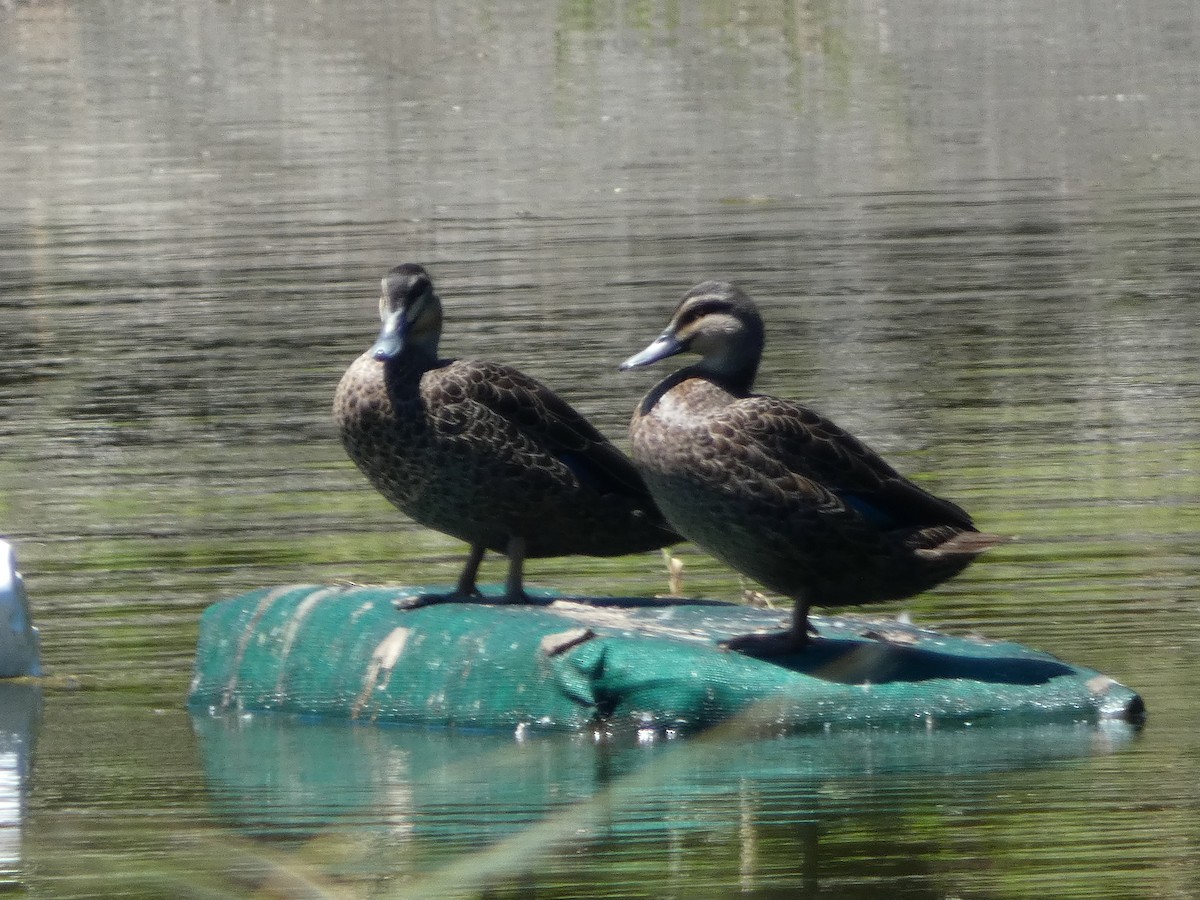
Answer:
[385,343,441,383]
[692,355,759,397]
[637,360,757,417]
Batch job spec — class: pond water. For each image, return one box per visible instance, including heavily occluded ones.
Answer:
[2,0,1199,895]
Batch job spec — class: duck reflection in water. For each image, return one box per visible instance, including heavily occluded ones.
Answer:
[621,280,1007,657]
[334,264,679,605]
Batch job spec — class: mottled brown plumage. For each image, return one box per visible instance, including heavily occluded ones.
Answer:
[621,281,1006,656]
[334,264,679,602]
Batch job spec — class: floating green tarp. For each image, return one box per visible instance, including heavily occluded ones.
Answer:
[188,585,1143,733]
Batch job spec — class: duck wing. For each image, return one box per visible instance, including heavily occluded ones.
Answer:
[431,360,659,504]
[721,394,977,531]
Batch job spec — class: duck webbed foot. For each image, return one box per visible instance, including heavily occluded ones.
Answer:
[721,599,815,657]
[721,628,811,657]
[392,587,485,611]
[392,543,490,610]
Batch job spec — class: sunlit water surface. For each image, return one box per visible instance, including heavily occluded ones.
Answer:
[2,0,1199,896]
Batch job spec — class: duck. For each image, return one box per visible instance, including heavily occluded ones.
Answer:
[334,263,679,604]
[620,280,1007,656]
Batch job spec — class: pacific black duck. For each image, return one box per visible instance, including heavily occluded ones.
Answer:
[334,264,679,603]
[621,280,1006,656]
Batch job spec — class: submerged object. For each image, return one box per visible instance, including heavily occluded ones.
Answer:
[333,264,678,603]
[0,540,39,678]
[188,585,1143,732]
[622,281,1007,656]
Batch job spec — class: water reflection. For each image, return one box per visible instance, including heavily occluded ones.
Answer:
[192,710,1138,894]
[0,686,40,890]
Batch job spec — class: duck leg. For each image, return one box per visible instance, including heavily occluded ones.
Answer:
[455,543,486,597]
[395,537,533,610]
[503,535,530,603]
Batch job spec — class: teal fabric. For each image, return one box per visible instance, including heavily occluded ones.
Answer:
[188,585,1143,732]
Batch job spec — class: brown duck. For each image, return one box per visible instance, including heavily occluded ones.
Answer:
[621,280,1006,656]
[334,264,679,603]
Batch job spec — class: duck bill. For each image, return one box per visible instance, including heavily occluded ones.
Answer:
[371,310,407,360]
[620,333,684,370]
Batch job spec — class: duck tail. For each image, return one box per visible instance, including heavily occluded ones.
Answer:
[916,530,1012,560]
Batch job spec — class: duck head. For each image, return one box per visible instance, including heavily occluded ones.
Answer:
[372,263,443,361]
[621,280,765,393]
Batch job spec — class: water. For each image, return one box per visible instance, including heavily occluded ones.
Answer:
[2,0,1199,895]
